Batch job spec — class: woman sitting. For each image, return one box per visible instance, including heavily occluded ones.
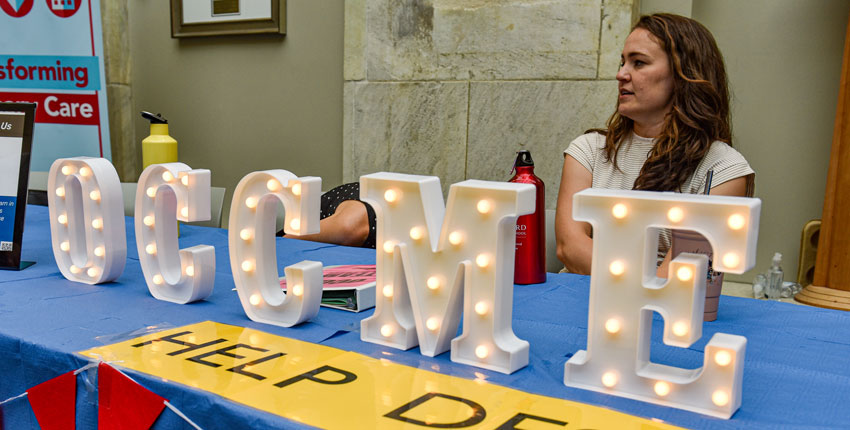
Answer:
[555,13,754,275]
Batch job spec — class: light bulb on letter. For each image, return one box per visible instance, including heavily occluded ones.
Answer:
[55,187,65,197]
[291,284,304,297]
[180,207,189,218]
[426,317,439,331]
[676,266,694,282]
[712,390,730,407]
[384,189,399,203]
[475,345,489,359]
[89,190,100,201]
[245,197,258,209]
[185,265,195,277]
[672,321,689,337]
[667,207,684,223]
[94,246,105,257]
[240,228,253,241]
[409,227,424,240]
[143,215,155,227]
[267,179,280,191]
[91,218,103,230]
[448,231,463,246]
[61,165,74,175]
[475,254,490,268]
[291,183,301,196]
[249,293,262,306]
[162,171,174,182]
[476,200,492,214]
[181,175,190,186]
[474,301,488,316]
[380,324,394,337]
[290,218,300,231]
[146,187,156,198]
[426,276,441,290]
[153,274,164,285]
[654,381,671,397]
[609,260,625,276]
[722,252,740,269]
[382,241,395,254]
[602,371,618,388]
[86,267,99,277]
[242,260,255,272]
[58,214,68,225]
[714,350,732,367]
[145,243,157,255]
[605,318,621,334]
[612,203,628,219]
[382,285,393,298]
[79,166,91,177]
[728,214,746,230]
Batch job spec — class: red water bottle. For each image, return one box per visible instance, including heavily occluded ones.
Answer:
[509,150,546,284]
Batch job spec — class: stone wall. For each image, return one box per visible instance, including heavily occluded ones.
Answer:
[344,0,636,208]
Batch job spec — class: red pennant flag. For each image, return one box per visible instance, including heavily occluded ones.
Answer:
[27,371,76,430]
[98,363,166,430]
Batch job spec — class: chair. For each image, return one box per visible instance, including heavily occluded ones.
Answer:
[121,182,226,228]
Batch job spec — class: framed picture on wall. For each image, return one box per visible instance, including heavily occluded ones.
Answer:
[170,0,286,38]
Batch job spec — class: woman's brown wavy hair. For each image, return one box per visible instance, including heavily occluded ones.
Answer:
[598,13,731,192]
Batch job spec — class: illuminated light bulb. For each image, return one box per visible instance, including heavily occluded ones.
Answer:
[426,276,441,290]
[672,321,689,337]
[654,381,671,397]
[60,241,70,251]
[86,267,99,278]
[667,207,684,223]
[601,371,618,388]
[91,218,103,230]
[145,243,157,255]
[409,226,424,240]
[605,318,621,334]
[291,284,304,297]
[290,218,300,231]
[185,265,195,277]
[69,265,81,274]
[61,165,74,175]
[712,390,730,407]
[152,274,164,285]
[380,324,394,338]
[383,189,399,203]
[79,166,91,177]
[58,214,68,225]
[474,301,488,316]
[94,246,105,257]
[266,179,280,192]
[426,317,440,331]
[181,175,190,186]
[612,203,628,219]
[143,215,155,227]
[382,240,395,254]
[475,254,490,268]
[241,260,255,272]
[476,200,492,214]
[382,285,393,298]
[475,345,489,359]
[722,252,740,269]
[146,187,156,198]
[714,350,733,367]
[239,228,253,241]
[55,187,65,197]
[89,190,100,201]
[291,183,301,196]
[728,213,746,230]
[245,197,259,209]
[249,293,262,306]
[162,171,174,182]
[448,231,463,246]
[609,260,625,276]
[180,207,189,218]
[676,266,694,282]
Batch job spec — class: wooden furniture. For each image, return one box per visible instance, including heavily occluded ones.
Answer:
[795,14,850,311]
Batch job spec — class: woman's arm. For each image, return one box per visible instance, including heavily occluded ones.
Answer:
[555,155,594,275]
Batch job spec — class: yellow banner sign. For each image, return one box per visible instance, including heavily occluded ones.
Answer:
[80,321,682,429]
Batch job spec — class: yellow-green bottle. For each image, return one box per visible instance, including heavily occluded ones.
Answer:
[141,111,177,168]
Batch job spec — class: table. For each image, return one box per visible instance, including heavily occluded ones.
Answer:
[1,205,849,429]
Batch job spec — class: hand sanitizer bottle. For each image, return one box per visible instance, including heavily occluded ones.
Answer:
[766,252,784,300]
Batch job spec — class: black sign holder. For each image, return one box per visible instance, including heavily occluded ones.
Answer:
[0,103,36,271]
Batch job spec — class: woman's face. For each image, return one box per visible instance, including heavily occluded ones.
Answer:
[616,28,675,132]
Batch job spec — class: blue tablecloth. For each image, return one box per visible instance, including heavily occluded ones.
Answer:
[1,205,849,429]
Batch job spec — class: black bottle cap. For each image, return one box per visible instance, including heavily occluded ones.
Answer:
[515,150,534,167]
[141,111,168,124]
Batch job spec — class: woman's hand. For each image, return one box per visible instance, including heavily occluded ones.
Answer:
[554,155,594,275]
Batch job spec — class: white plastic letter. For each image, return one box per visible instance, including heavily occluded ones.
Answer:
[48,157,126,284]
[229,170,322,327]
[564,189,760,418]
[360,173,534,374]
[136,163,215,303]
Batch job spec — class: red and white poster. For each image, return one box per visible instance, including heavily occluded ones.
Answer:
[0,0,110,171]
